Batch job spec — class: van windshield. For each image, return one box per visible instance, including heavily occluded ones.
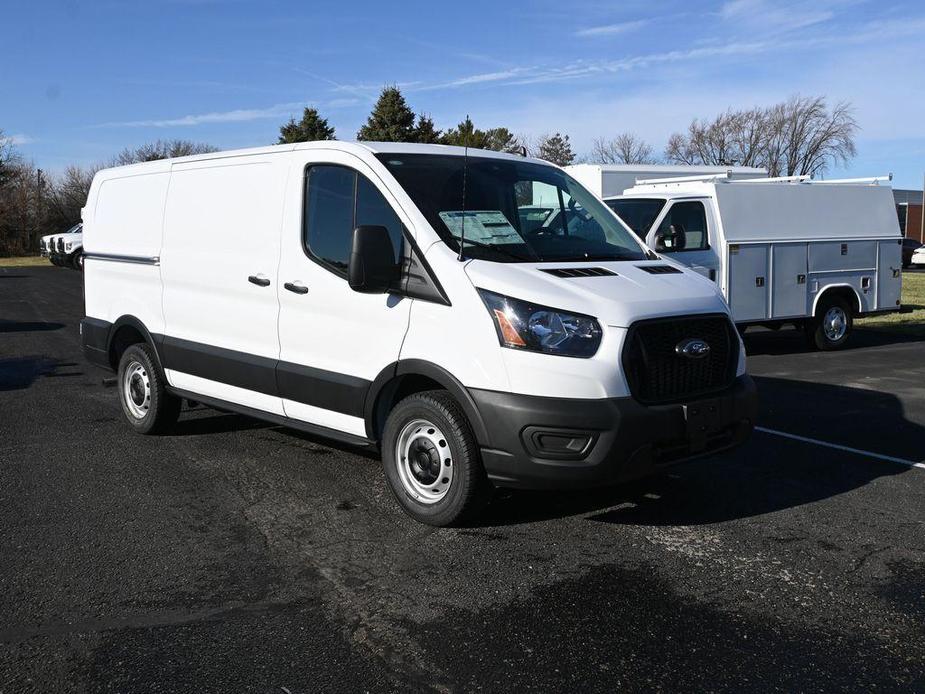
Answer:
[605,198,665,239]
[376,153,647,263]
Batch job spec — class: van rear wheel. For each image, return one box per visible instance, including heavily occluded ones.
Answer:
[806,296,853,350]
[117,343,181,434]
[382,390,491,526]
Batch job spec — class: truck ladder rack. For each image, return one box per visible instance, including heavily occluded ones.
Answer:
[635,171,732,186]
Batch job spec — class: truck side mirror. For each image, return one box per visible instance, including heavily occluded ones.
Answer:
[348,225,400,294]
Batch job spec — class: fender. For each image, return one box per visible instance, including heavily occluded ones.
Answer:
[811,283,862,316]
[107,315,165,372]
[364,359,490,446]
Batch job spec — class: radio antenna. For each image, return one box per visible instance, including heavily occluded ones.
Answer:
[457,115,470,262]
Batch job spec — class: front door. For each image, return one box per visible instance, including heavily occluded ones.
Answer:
[276,152,412,438]
[647,199,719,282]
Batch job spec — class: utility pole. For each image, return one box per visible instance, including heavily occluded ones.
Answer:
[36,168,44,253]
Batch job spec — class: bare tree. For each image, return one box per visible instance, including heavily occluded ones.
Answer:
[591,133,657,164]
[764,96,857,176]
[664,96,857,176]
[45,164,100,231]
[112,139,218,166]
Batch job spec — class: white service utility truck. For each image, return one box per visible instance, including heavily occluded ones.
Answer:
[80,141,758,525]
[600,172,903,349]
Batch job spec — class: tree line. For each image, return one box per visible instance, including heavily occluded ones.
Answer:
[0,89,857,256]
[277,86,577,166]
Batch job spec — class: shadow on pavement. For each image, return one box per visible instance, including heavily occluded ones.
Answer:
[0,356,82,391]
[744,325,922,356]
[478,375,920,527]
[171,410,272,436]
[0,320,65,333]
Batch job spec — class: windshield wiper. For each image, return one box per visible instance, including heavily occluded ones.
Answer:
[453,236,539,262]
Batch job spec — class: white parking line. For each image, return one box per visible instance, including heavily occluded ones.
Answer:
[755,426,925,470]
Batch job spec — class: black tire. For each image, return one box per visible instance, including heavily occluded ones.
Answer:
[382,390,491,526]
[70,251,84,271]
[805,295,853,351]
[117,343,181,434]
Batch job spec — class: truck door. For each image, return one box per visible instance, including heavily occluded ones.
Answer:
[646,200,720,282]
[276,154,412,438]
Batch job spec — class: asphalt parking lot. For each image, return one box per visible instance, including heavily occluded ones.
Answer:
[2,266,924,692]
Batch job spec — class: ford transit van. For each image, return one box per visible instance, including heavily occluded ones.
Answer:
[80,142,756,525]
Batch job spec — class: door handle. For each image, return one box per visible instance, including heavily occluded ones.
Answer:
[284,281,309,295]
[248,274,271,287]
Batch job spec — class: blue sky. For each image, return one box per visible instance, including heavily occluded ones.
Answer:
[2,0,924,188]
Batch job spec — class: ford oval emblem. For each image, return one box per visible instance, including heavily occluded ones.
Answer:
[676,338,711,359]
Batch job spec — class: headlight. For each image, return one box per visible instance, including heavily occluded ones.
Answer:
[478,289,602,358]
[65,243,72,251]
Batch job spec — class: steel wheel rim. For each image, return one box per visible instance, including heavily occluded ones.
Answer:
[122,360,151,419]
[395,418,453,504]
[823,306,847,342]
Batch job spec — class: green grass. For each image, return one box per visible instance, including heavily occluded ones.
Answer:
[0,255,53,267]
[856,271,925,337]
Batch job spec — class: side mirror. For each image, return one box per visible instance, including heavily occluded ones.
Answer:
[348,225,400,294]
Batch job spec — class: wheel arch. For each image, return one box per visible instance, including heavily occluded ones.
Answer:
[364,359,490,446]
[811,283,862,317]
[107,315,164,373]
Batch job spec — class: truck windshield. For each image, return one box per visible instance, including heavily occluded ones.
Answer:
[376,153,646,263]
[605,198,666,239]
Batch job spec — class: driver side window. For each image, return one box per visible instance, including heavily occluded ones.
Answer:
[655,201,709,252]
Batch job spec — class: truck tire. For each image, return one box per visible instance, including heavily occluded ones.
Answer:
[71,251,84,271]
[806,296,853,350]
[117,343,181,434]
[382,390,491,526]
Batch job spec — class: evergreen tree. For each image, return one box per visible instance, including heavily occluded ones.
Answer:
[484,127,522,154]
[357,86,417,142]
[414,114,442,144]
[536,132,575,166]
[277,107,336,144]
[440,117,487,148]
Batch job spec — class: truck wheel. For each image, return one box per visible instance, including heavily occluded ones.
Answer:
[117,343,181,434]
[806,296,853,350]
[71,251,84,271]
[382,390,491,526]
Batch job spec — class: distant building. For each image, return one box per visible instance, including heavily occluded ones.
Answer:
[894,189,923,241]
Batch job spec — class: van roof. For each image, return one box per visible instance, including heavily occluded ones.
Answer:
[92,140,545,178]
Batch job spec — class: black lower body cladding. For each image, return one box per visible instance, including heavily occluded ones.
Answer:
[474,375,757,489]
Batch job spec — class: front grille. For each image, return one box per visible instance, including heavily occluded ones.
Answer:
[540,267,617,278]
[57,238,65,252]
[622,314,738,404]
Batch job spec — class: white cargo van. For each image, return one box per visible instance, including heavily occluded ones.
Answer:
[80,142,756,525]
[601,173,904,350]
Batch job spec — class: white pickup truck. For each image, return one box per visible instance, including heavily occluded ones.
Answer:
[569,168,903,350]
[44,223,84,269]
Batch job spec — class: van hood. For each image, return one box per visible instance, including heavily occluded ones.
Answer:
[463,259,729,327]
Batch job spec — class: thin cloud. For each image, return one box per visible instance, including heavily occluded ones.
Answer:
[719,0,851,32]
[4,133,36,145]
[575,19,649,37]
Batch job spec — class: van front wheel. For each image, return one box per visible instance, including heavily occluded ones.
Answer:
[806,296,853,350]
[382,390,490,526]
[117,343,181,434]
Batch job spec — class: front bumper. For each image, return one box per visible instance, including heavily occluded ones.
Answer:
[473,375,757,489]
